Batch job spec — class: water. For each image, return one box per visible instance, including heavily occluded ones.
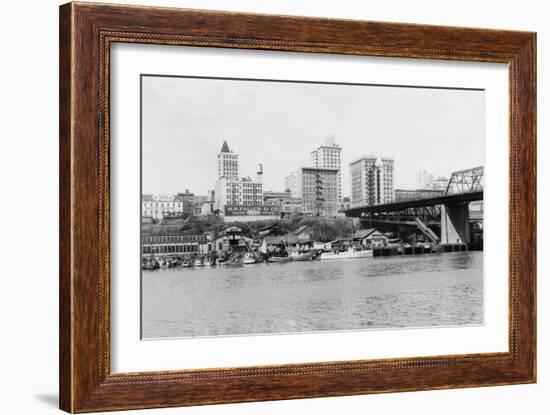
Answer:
[142,251,483,339]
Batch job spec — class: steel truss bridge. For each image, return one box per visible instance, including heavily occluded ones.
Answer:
[344,166,483,220]
[343,167,484,244]
[344,190,483,221]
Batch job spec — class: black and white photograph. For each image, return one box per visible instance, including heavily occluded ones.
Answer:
[140,74,484,339]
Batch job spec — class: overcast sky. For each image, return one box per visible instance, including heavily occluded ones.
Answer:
[142,75,484,196]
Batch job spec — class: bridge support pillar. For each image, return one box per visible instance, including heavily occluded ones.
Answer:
[440,203,470,244]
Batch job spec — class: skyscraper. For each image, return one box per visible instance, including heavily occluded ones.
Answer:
[311,138,342,201]
[285,167,339,217]
[214,141,263,213]
[217,140,239,179]
[349,156,394,207]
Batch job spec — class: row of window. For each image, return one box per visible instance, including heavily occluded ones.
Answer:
[142,202,184,208]
[143,244,212,254]
[143,235,208,243]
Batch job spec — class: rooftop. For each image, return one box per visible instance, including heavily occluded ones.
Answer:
[349,155,394,166]
[300,166,339,172]
[352,228,378,239]
[220,140,231,153]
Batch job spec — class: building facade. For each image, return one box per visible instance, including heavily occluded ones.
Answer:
[311,141,342,201]
[217,140,239,179]
[214,141,264,217]
[263,191,303,216]
[175,189,194,203]
[349,156,394,207]
[263,190,291,204]
[338,196,351,217]
[201,201,215,216]
[287,167,339,216]
[215,176,263,210]
[280,198,304,215]
[423,176,449,191]
[142,194,185,220]
[284,171,298,196]
[142,233,213,256]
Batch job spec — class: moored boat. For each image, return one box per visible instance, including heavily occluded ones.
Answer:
[268,256,291,263]
[158,258,170,269]
[320,247,373,260]
[204,257,216,266]
[142,257,159,270]
[242,252,257,264]
[290,251,313,261]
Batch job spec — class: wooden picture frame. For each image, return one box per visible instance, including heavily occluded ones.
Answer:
[59,2,536,412]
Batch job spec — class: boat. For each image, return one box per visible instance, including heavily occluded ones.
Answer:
[181,260,192,268]
[158,258,171,269]
[320,247,373,260]
[290,251,313,261]
[204,257,216,267]
[193,257,204,267]
[222,253,244,266]
[268,256,291,263]
[141,257,159,270]
[242,252,257,264]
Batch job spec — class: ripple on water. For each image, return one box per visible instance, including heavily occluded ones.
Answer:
[142,251,483,338]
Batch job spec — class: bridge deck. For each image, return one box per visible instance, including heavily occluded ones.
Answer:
[344,191,483,217]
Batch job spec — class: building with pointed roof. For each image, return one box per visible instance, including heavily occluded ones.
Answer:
[214,141,265,220]
[217,140,239,179]
[220,140,231,153]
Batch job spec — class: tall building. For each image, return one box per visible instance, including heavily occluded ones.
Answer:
[349,156,394,207]
[311,139,342,201]
[217,140,239,179]
[214,141,263,214]
[284,171,298,196]
[286,167,339,217]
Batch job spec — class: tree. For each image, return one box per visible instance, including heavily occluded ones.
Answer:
[181,200,194,220]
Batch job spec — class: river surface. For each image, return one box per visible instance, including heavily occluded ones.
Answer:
[142,251,483,339]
